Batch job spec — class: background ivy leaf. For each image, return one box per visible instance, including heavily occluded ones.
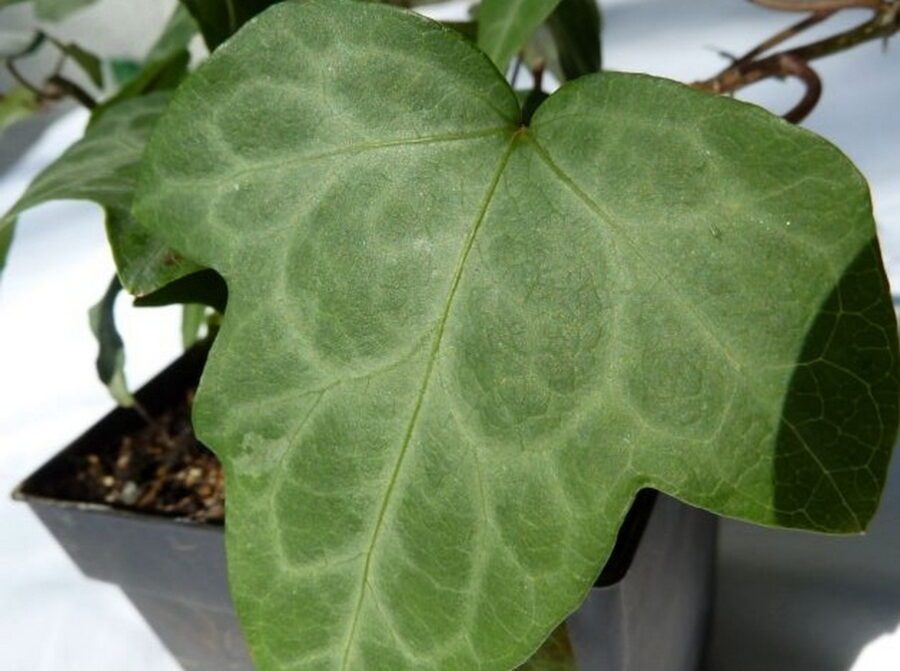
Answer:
[478,0,562,74]
[547,0,601,80]
[34,0,99,21]
[180,0,280,51]
[88,275,134,407]
[49,36,103,87]
[0,92,201,295]
[134,2,899,670]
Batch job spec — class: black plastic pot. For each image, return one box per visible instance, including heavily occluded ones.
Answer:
[13,347,717,671]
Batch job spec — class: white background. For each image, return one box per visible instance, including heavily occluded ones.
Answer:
[0,1,898,669]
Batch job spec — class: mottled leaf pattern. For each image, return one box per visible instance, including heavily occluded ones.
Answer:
[134,2,899,670]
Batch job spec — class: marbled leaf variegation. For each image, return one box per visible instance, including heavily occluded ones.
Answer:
[133,2,900,670]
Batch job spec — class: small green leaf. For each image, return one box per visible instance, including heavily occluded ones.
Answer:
[547,0,601,80]
[180,0,280,51]
[89,275,134,407]
[0,93,201,295]
[50,37,103,87]
[182,303,208,349]
[34,0,99,22]
[134,2,899,670]
[478,0,562,73]
[0,86,40,134]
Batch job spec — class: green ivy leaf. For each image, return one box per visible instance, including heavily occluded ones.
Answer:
[34,0,99,21]
[49,37,103,87]
[478,0,562,73]
[89,275,134,407]
[547,0,601,80]
[180,0,280,51]
[134,2,899,670]
[0,93,201,295]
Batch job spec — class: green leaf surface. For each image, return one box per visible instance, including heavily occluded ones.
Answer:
[0,92,200,295]
[89,275,134,406]
[50,37,103,87]
[478,0,562,73]
[180,0,280,51]
[34,0,99,21]
[547,0,601,80]
[134,2,900,670]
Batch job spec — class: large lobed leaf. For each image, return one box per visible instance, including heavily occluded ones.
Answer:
[0,93,200,295]
[134,2,899,670]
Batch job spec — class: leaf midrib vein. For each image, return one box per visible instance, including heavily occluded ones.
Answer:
[338,134,519,670]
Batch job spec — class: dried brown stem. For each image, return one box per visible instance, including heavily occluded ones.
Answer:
[752,0,881,12]
[695,2,900,123]
[46,74,97,109]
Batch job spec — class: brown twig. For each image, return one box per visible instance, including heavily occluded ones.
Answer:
[4,29,98,110]
[736,10,835,65]
[778,53,823,122]
[751,0,882,11]
[5,60,45,98]
[695,1,900,123]
[46,74,97,109]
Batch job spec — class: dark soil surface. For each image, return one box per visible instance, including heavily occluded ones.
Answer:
[69,389,225,523]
